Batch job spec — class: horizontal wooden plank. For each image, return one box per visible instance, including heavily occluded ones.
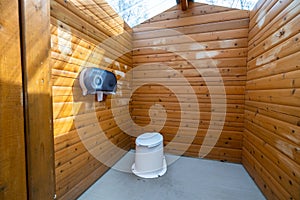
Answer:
[60,0,125,36]
[133,38,248,53]
[133,57,247,68]
[245,101,300,127]
[53,0,128,37]
[146,4,232,23]
[132,85,245,95]
[244,130,300,186]
[133,78,246,87]
[50,0,131,46]
[53,99,130,119]
[242,148,291,200]
[55,133,130,184]
[51,46,131,71]
[243,139,300,198]
[50,18,132,66]
[244,110,300,145]
[134,10,249,32]
[244,120,300,164]
[59,142,131,200]
[245,88,300,107]
[134,119,244,132]
[249,0,274,31]
[54,120,130,152]
[56,139,130,198]
[55,127,130,168]
[246,68,300,90]
[133,24,249,41]
[247,51,300,81]
[56,134,130,179]
[133,48,247,64]
[53,110,131,136]
[163,134,242,149]
[249,0,266,19]
[131,109,243,122]
[165,143,242,161]
[52,85,245,97]
[248,12,300,61]
[247,32,300,71]
[132,94,245,104]
[50,25,132,65]
[246,103,295,128]
[133,67,246,78]
[131,101,244,113]
[133,29,247,48]
[249,1,300,45]
[249,0,292,38]
[160,127,243,140]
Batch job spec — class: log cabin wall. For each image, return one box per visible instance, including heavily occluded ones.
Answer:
[131,3,250,163]
[50,0,133,199]
[242,0,300,199]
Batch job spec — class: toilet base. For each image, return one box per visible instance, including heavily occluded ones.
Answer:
[132,157,167,178]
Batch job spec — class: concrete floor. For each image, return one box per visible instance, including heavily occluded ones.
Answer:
[78,154,265,200]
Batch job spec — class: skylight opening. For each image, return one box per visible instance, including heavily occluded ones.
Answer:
[194,0,259,10]
[106,0,176,28]
[106,0,260,28]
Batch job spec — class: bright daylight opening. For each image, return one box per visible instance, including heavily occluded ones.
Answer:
[106,0,259,28]
[194,0,259,10]
[106,0,176,27]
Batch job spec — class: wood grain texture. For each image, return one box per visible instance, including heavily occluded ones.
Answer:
[132,2,249,163]
[50,0,132,199]
[20,0,55,199]
[0,0,27,199]
[243,0,300,199]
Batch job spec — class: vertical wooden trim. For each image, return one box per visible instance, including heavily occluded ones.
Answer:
[20,0,55,199]
[0,0,27,199]
[181,0,189,11]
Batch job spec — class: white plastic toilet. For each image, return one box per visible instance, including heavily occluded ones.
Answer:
[132,132,167,178]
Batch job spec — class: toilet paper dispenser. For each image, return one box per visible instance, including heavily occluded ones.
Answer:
[79,67,117,97]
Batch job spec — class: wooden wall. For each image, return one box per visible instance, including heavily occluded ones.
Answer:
[50,0,132,199]
[0,0,27,199]
[132,3,249,163]
[243,0,300,199]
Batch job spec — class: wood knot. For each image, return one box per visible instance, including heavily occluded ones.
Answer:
[0,184,7,192]
[275,29,285,37]
[291,88,296,95]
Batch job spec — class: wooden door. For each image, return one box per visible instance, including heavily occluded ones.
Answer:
[0,0,27,199]
[1,0,55,199]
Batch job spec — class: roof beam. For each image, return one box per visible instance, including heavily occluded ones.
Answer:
[181,0,189,11]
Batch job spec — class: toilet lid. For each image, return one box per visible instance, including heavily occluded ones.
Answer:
[136,132,163,148]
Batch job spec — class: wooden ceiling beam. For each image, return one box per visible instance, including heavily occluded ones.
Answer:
[181,0,189,11]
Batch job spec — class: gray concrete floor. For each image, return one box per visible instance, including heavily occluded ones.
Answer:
[78,154,265,200]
